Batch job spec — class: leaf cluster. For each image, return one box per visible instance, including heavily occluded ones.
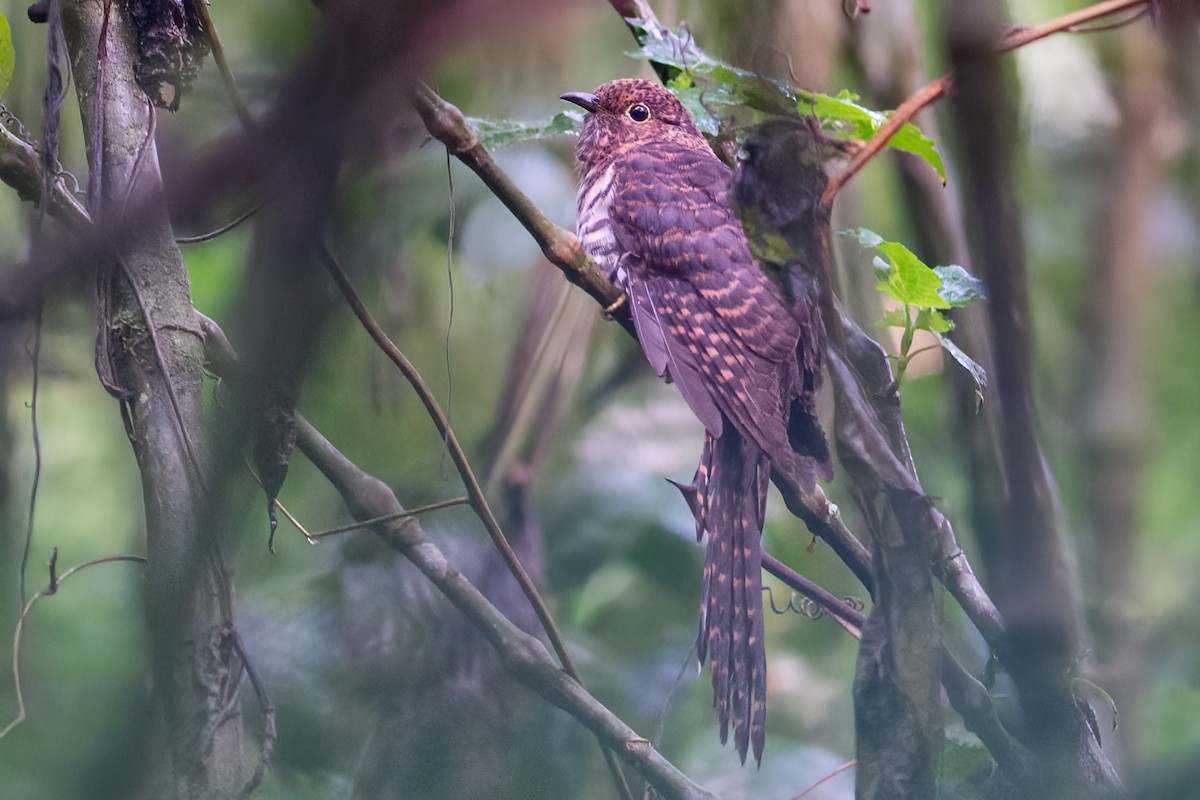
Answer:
[843,228,988,396]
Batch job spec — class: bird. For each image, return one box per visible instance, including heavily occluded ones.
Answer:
[562,79,832,764]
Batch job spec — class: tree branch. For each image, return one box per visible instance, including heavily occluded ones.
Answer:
[319,246,635,798]
[820,0,1149,208]
[411,82,636,340]
[0,118,91,227]
[290,414,716,800]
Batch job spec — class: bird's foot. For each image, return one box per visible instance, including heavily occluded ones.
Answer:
[602,292,629,319]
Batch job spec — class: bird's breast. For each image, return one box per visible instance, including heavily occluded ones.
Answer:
[576,162,622,283]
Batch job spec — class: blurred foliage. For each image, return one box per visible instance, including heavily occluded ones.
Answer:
[0,0,1198,798]
[0,12,14,100]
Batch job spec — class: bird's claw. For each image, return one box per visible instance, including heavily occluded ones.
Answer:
[602,292,629,319]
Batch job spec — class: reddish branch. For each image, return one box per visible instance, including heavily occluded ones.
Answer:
[820,0,1150,208]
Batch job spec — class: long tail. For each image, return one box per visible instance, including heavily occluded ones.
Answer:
[675,425,769,764]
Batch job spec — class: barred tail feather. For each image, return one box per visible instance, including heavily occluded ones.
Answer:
[697,425,768,764]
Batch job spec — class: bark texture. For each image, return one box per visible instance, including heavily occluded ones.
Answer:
[60,2,243,797]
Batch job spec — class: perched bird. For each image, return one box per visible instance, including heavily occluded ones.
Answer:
[562,79,831,764]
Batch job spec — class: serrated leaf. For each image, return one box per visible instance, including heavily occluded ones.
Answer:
[626,20,946,180]
[800,90,945,182]
[0,13,15,101]
[626,18,719,77]
[467,111,582,149]
[879,308,908,328]
[889,121,946,183]
[933,330,988,409]
[799,89,879,140]
[876,240,949,309]
[627,21,794,114]
[933,264,987,307]
[914,308,954,334]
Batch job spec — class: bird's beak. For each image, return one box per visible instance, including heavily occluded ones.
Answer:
[560,91,600,113]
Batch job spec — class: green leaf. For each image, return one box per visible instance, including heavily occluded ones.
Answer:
[669,85,723,137]
[625,20,946,179]
[627,21,797,117]
[799,90,945,183]
[933,264,987,307]
[466,111,582,149]
[914,308,954,334]
[932,330,988,409]
[889,121,946,184]
[626,18,719,77]
[879,308,908,329]
[875,240,949,309]
[799,90,879,140]
[845,228,984,313]
[0,13,15,101]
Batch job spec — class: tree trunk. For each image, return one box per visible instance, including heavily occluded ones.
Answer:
[59,2,243,797]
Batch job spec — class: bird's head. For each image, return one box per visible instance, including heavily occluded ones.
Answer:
[561,79,706,174]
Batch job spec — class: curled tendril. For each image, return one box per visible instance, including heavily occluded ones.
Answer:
[763,586,867,622]
[0,103,32,140]
[55,168,84,198]
[763,586,824,619]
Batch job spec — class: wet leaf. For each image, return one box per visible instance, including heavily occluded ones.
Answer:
[875,240,948,310]
[798,90,945,182]
[933,330,988,408]
[467,111,582,148]
[933,264,987,307]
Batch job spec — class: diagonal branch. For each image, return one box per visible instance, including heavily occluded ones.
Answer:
[820,0,1149,209]
[412,82,635,339]
[290,413,716,800]
[319,246,575,678]
[319,247,632,800]
[0,118,92,227]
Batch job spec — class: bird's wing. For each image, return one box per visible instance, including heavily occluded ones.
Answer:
[610,145,800,457]
[619,255,724,437]
[614,144,800,362]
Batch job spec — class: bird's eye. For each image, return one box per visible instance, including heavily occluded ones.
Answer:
[627,103,651,122]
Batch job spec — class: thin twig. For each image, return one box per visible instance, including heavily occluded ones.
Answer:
[321,248,567,663]
[114,254,207,486]
[293,415,713,800]
[319,248,633,800]
[411,83,634,338]
[175,205,258,244]
[791,759,856,800]
[1066,5,1148,33]
[1,554,148,739]
[999,0,1148,52]
[819,0,1149,207]
[308,497,470,540]
[819,76,951,210]
[272,497,311,541]
[230,630,275,800]
[19,304,44,608]
[97,97,208,491]
[192,0,254,128]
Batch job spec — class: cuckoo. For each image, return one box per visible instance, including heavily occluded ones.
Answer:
[562,79,831,764]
